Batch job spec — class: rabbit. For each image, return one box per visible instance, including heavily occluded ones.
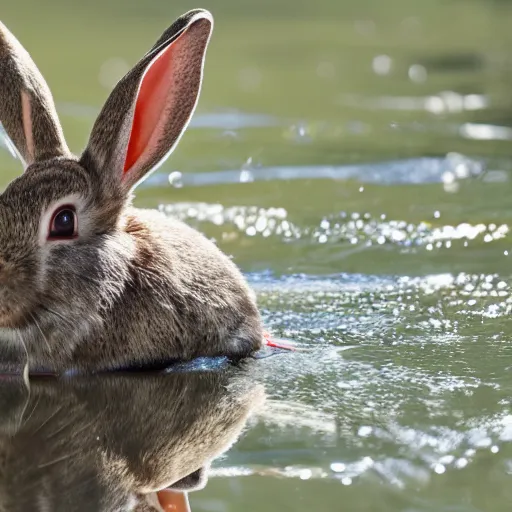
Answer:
[0,363,265,511]
[0,8,264,374]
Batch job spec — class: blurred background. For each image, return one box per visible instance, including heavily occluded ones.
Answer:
[3,0,512,511]
[3,0,512,276]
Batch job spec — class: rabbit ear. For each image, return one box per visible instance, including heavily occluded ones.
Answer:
[80,9,213,194]
[0,21,70,168]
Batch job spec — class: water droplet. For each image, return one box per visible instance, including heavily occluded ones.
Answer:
[168,171,183,188]
[291,122,312,144]
[320,219,330,230]
[440,91,464,113]
[391,230,406,242]
[434,464,446,475]
[372,55,392,75]
[455,458,468,469]
[240,169,254,183]
[442,171,455,184]
[299,469,312,480]
[408,64,427,83]
[358,426,373,437]
[330,462,346,473]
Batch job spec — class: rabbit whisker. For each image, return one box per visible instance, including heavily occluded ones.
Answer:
[4,295,32,381]
[19,393,41,428]
[29,312,52,355]
[31,403,64,434]
[38,450,82,469]
[38,305,75,331]
[46,417,77,440]
[15,328,31,430]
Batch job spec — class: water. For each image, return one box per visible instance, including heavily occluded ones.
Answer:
[2,0,512,510]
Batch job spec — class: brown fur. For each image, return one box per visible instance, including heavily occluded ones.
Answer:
[0,365,265,511]
[0,23,69,165]
[0,9,263,373]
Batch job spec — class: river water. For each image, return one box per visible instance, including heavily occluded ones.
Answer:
[1,0,512,510]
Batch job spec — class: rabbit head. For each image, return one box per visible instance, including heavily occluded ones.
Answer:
[0,9,263,372]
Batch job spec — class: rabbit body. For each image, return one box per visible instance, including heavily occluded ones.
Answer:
[0,9,263,372]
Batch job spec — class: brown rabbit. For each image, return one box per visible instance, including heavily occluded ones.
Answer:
[0,364,265,511]
[0,9,263,374]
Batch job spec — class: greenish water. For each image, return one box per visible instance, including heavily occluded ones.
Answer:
[2,0,512,510]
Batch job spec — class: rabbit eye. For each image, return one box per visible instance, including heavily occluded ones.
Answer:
[48,205,78,240]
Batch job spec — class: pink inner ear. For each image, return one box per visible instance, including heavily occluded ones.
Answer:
[123,33,185,174]
[21,91,34,165]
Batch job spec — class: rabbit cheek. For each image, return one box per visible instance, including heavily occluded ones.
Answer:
[0,262,37,328]
[0,309,25,328]
[0,305,30,328]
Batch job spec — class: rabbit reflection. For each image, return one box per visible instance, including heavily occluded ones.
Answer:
[0,364,265,511]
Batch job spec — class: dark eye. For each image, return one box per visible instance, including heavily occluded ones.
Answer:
[48,206,78,240]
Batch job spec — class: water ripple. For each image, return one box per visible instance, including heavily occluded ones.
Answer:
[146,153,483,188]
[161,201,508,250]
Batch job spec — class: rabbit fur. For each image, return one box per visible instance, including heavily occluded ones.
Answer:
[0,9,263,373]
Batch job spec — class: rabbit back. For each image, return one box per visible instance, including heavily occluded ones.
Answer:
[71,208,263,371]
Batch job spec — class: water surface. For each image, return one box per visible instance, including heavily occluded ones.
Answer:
[2,0,512,510]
